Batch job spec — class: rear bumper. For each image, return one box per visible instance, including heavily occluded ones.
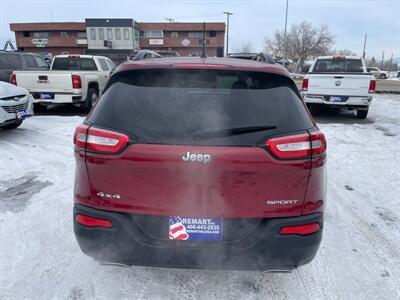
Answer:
[303,94,372,107]
[32,93,83,104]
[73,204,323,271]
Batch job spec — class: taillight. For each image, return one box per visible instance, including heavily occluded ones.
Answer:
[266,131,326,160]
[73,124,129,154]
[72,75,82,89]
[280,222,320,236]
[368,80,376,93]
[75,214,112,228]
[10,74,17,85]
[301,78,309,91]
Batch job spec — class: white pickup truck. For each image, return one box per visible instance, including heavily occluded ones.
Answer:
[11,55,115,111]
[301,56,375,119]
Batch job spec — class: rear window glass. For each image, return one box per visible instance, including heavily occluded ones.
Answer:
[52,57,97,70]
[24,55,37,68]
[312,58,364,73]
[0,56,11,70]
[3,54,23,69]
[88,69,313,146]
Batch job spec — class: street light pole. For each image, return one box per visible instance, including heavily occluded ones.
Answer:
[282,0,289,65]
[362,33,367,59]
[223,11,233,56]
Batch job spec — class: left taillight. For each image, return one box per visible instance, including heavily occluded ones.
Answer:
[266,131,326,160]
[73,124,129,154]
[301,78,309,91]
[10,74,17,85]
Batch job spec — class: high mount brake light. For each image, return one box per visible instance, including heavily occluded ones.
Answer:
[368,80,376,93]
[301,78,309,91]
[73,124,129,154]
[266,131,326,160]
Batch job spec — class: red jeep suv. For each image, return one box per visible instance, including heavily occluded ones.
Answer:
[73,57,327,271]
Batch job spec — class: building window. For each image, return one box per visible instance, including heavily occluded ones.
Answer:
[77,32,87,39]
[124,28,129,40]
[107,28,113,40]
[90,28,96,40]
[61,31,68,38]
[23,31,30,37]
[115,28,121,40]
[188,32,204,38]
[171,31,178,38]
[98,28,104,40]
[142,30,163,38]
[209,31,217,37]
[33,32,49,38]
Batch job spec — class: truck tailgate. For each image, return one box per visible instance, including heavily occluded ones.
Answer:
[14,71,74,93]
[308,74,372,96]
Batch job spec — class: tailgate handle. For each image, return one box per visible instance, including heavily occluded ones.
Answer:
[334,76,344,79]
[38,75,48,80]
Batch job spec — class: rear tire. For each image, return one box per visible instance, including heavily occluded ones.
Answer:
[379,74,386,79]
[356,109,368,119]
[1,120,23,130]
[83,88,98,113]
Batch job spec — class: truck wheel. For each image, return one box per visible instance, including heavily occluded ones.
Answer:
[83,88,98,112]
[1,120,23,130]
[379,74,386,79]
[356,109,368,119]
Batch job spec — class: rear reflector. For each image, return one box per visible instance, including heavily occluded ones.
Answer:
[301,78,309,91]
[10,74,17,85]
[73,124,129,154]
[368,80,376,93]
[280,222,320,236]
[266,131,326,159]
[76,214,112,228]
[72,75,82,89]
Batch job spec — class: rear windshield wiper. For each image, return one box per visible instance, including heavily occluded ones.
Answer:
[193,125,277,140]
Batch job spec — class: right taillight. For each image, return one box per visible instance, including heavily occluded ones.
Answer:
[72,75,82,89]
[73,124,129,154]
[368,80,376,93]
[266,131,326,160]
[10,74,17,85]
[301,78,309,91]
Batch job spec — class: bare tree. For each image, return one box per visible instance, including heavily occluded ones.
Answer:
[265,21,335,71]
[330,49,357,56]
[233,41,255,53]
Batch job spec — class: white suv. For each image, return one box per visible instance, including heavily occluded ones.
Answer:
[0,81,33,129]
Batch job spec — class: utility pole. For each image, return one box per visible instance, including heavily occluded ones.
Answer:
[362,33,367,59]
[282,0,289,66]
[381,51,385,69]
[223,11,233,56]
[165,18,174,23]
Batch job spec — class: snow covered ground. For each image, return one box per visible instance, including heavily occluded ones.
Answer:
[0,95,399,300]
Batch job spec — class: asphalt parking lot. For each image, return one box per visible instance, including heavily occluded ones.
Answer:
[0,94,399,300]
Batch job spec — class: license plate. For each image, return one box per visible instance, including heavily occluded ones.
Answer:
[16,109,27,120]
[40,92,54,100]
[329,96,343,102]
[169,216,222,241]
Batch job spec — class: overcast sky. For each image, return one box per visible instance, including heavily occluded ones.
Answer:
[1,0,399,59]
